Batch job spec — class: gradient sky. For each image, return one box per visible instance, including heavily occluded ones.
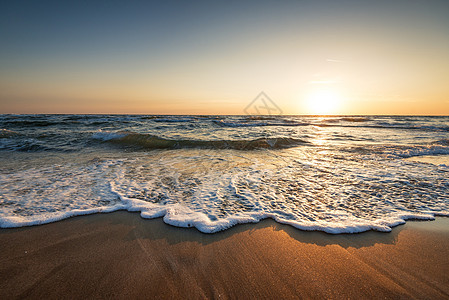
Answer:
[1,0,449,115]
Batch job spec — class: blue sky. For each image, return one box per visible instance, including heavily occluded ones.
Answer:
[1,0,449,114]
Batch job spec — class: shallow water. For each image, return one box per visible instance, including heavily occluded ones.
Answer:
[1,115,448,233]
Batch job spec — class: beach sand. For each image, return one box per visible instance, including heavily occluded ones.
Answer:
[1,212,448,299]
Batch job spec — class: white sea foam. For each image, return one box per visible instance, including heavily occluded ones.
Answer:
[0,205,125,228]
[391,145,449,158]
[348,144,449,159]
[1,149,448,233]
[92,130,128,141]
[2,115,449,233]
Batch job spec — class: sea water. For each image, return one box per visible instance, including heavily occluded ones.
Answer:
[0,115,448,233]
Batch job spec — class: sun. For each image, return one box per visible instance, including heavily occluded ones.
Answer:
[305,89,341,115]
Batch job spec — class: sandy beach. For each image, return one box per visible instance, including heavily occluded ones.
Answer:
[1,212,448,299]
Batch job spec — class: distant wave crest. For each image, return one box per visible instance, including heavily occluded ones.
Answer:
[0,129,20,138]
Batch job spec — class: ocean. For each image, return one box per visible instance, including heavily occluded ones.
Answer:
[0,114,448,233]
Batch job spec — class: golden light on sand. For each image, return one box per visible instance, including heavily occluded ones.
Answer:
[305,89,341,115]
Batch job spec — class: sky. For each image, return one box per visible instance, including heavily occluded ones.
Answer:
[1,0,449,115]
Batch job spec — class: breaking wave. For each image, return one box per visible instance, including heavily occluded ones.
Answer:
[92,130,309,150]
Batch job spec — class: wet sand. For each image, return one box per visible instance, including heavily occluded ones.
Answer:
[1,212,448,299]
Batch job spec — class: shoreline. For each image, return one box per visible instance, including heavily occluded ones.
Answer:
[1,212,449,299]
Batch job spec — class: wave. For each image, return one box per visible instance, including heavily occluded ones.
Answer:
[92,130,309,150]
[245,115,277,121]
[393,146,449,158]
[140,115,204,121]
[339,117,370,122]
[314,123,449,132]
[347,143,449,159]
[212,118,448,132]
[0,139,52,152]
[152,118,194,123]
[321,117,370,123]
[0,129,21,138]
[2,119,82,127]
[213,119,308,128]
[433,139,449,146]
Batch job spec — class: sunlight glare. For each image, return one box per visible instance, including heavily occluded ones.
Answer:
[306,89,341,115]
